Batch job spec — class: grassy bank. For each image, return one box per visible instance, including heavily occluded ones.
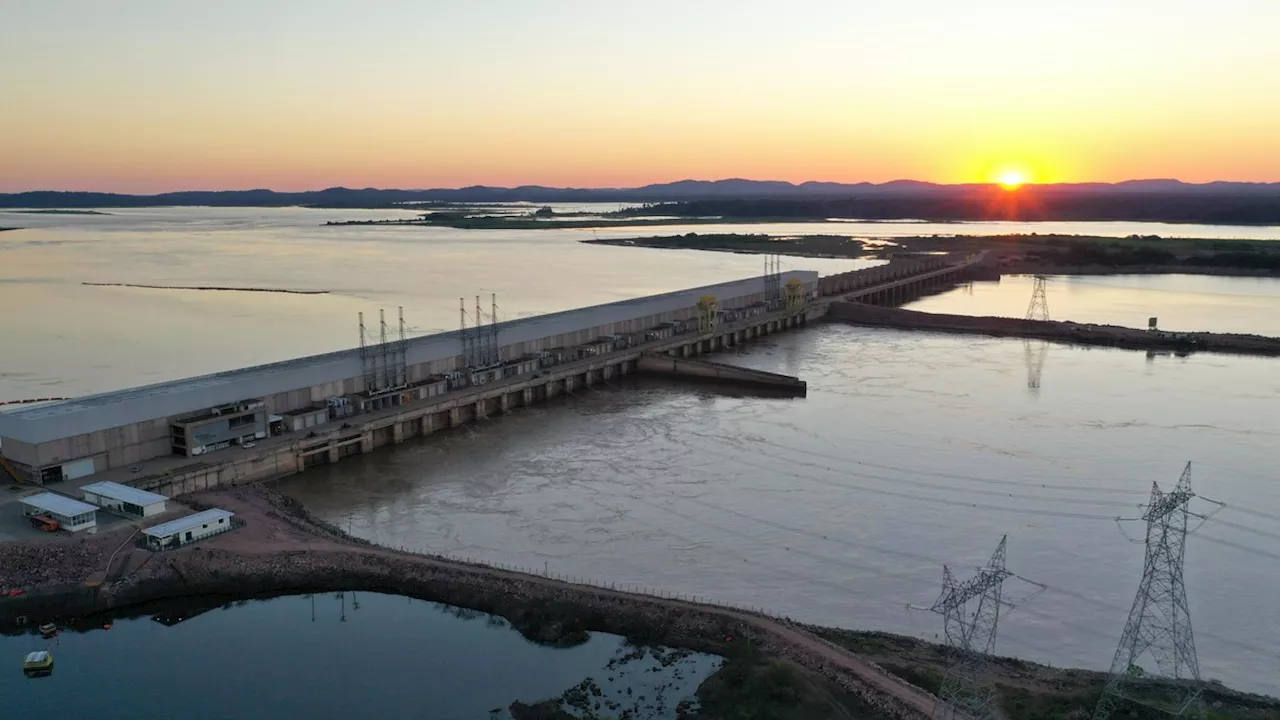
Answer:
[814,628,1279,720]
[584,231,1280,275]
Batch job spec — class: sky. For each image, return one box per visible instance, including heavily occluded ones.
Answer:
[2,0,1279,193]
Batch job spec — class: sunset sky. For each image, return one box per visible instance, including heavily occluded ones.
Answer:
[3,0,1278,193]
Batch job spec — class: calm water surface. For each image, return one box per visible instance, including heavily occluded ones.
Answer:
[908,274,1280,336]
[2,592,719,719]
[2,208,1278,696]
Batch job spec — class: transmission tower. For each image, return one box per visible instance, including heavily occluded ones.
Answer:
[910,539,1044,719]
[377,309,390,391]
[392,306,408,388]
[460,297,478,368]
[928,536,1013,720]
[1093,463,1204,720]
[1025,275,1049,321]
[358,312,377,394]
[764,254,783,308]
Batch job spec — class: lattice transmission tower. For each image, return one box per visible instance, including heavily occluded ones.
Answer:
[764,254,783,309]
[1025,275,1049,321]
[1093,463,1204,720]
[928,536,1013,720]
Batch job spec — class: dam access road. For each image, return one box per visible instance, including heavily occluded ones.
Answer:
[0,486,938,719]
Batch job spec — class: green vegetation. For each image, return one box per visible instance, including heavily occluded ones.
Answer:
[11,208,111,215]
[686,640,876,720]
[584,232,870,257]
[585,230,1280,274]
[812,627,1280,720]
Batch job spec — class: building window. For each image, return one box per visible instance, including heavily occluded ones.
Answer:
[229,413,256,429]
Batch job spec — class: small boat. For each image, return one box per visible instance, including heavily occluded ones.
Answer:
[23,651,53,677]
[37,623,57,638]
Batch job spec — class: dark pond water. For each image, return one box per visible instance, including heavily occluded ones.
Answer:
[1,592,720,719]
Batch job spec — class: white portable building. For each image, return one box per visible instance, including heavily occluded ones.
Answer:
[81,481,168,517]
[19,492,98,532]
[143,508,235,550]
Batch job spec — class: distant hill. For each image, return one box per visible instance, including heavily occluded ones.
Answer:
[3,180,1280,223]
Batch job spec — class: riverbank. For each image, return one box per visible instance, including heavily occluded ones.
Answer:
[2,487,1274,718]
[584,232,1280,277]
[0,487,931,719]
[829,302,1280,356]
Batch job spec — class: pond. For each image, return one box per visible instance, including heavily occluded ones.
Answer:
[1,592,721,719]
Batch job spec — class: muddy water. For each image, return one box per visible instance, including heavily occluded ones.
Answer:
[282,324,1280,696]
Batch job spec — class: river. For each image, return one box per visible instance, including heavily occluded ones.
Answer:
[1,208,1278,696]
[1,592,718,719]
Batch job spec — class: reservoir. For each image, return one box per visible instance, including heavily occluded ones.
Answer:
[2,207,1277,696]
[1,592,720,719]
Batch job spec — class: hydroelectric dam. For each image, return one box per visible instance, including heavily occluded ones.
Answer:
[0,255,979,497]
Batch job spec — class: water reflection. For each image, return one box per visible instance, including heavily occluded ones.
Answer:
[1023,339,1049,394]
[2,592,720,720]
[908,273,1280,336]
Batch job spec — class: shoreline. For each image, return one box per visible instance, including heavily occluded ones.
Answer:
[583,232,1280,279]
[830,303,1280,356]
[0,487,934,719]
[81,282,330,295]
[2,486,1275,718]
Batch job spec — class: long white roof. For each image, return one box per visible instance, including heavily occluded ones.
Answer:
[142,508,234,538]
[20,492,98,517]
[81,481,167,507]
[0,272,816,444]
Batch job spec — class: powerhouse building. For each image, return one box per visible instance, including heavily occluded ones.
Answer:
[0,272,818,484]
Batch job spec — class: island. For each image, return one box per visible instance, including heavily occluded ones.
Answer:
[10,209,112,215]
[583,232,1280,277]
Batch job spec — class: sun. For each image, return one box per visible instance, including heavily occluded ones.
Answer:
[997,170,1026,190]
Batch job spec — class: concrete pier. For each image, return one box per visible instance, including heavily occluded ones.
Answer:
[829,302,1280,356]
[637,354,807,395]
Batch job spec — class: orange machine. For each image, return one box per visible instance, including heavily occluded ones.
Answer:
[28,515,58,532]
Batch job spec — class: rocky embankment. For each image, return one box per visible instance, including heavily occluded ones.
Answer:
[0,486,935,719]
[830,302,1280,356]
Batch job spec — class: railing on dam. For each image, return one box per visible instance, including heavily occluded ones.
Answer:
[816,253,984,298]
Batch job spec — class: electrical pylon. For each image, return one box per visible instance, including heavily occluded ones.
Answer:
[929,536,1013,720]
[1093,463,1204,720]
[1025,275,1049,321]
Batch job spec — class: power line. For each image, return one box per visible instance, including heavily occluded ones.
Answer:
[691,443,1126,521]
[706,432,1150,497]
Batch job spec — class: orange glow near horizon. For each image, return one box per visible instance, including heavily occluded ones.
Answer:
[2,2,1279,193]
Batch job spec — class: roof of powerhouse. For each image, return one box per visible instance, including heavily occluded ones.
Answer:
[81,481,168,507]
[142,508,235,538]
[0,272,816,445]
